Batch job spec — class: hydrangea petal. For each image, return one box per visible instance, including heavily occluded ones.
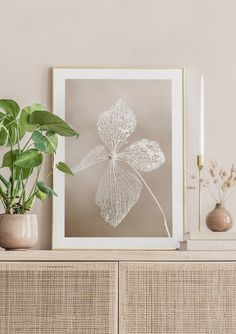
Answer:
[72,145,107,173]
[119,139,165,172]
[97,99,137,151]
[95,161,142,227]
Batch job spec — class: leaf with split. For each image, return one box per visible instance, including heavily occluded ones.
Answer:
[29,110,79,137]
[0,113,7,146]
[19,103,46,139]
[56,162,73,175]
[0,127,7,146]
[37,181,57,197]
[0,99,20,118]
[6,120,17,146]
[2,114,18,146]
[14,149,43,169]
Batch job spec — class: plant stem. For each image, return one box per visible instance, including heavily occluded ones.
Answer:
[19,177,28,207]
[16,120,21,153]
[10,170,24,208]
[27,165,41,202]
[22,135,32,151]
[45,170,54,180]
[5,119,22,212]
[24,189,38,206]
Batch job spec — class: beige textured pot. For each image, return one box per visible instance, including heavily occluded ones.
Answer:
[0,214,38,250]
[206,203,233,232]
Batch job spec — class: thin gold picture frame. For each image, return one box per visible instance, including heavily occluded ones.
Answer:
[51,67,186,250]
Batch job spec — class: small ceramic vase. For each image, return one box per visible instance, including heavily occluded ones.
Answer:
[0,214,38,250]
[206,203,233,232]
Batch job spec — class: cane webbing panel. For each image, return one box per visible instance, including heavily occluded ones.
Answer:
[120,262,236,334]
[0,262,117,334]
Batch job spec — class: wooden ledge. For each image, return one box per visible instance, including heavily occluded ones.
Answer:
[0,250,235,262]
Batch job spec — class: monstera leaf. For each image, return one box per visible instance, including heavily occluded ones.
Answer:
[29,110,79,137]
[19,103,46,138]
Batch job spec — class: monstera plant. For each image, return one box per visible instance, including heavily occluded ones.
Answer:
[0,99,78,250]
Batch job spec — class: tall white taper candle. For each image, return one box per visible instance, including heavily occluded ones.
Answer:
[199,76,204,156]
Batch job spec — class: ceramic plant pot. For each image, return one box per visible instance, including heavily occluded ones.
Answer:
[206,203,233,232]
[0,214,38,250]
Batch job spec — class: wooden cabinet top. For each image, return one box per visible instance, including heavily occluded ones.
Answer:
[0,250,236,262]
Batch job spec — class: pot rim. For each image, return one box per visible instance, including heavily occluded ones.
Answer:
[0,213,37,217]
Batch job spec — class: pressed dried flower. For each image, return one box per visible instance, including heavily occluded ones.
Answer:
[73,99,169,236]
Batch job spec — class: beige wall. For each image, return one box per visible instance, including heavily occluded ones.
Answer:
[0,0,236,248]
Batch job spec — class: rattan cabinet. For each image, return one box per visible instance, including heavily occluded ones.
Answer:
[120,262,236,334]
[0,251,236,334]
[0,261,117,334]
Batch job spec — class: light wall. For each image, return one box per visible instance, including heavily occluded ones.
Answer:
[0,0,235,249]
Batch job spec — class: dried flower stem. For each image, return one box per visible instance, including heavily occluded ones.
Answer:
[129,163,171,238]
[224,187,236,203]
[187,160,236,205]
[204,186,219,202]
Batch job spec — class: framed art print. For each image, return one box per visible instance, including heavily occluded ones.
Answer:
[52,68,184,249]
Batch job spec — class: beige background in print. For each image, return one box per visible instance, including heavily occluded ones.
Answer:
[65,79,172,237]
[0,0,236,247]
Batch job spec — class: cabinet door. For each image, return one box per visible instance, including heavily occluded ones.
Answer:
[120,262,236,334]
[0,262,118,334]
